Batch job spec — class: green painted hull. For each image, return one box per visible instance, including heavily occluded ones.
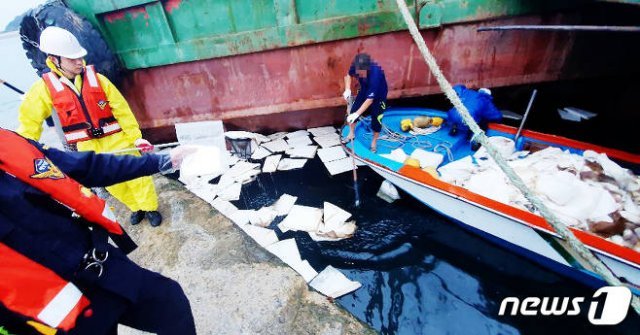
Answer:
[66,0,589,70]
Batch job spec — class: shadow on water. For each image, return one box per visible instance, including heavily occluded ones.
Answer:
[232,156,640,334]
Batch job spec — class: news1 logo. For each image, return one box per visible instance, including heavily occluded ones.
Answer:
[498,286,632,325]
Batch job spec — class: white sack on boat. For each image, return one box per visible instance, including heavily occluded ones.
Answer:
[309,265,361,298]
[466,169,518,204]
[620,196,640,224]
[380,148,408,164]
[437,156,477,185]
[278,205,323,233]
[583,150,636,190]
[534,171,580,206]
[262,154,282,173]
[410,148,444,168]
[474,136,515,159]
[377,180,400,203]
[179,146,225,183]
[536,174,618,227]
[317,146,347,163]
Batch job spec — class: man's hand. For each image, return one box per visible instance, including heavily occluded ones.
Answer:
[346,113,359,124]
[169,146,197,170]
[342,89,351,101]
[134,138,154,153]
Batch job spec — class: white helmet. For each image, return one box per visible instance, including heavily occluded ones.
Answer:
[39,26,87,59]
[478,87,492,96]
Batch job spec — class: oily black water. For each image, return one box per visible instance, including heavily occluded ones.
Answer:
[232,156,639,335]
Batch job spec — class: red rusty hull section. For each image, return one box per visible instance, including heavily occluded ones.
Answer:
[121,12,640,136]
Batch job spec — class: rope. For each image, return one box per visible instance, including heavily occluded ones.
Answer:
[394,0,640,314]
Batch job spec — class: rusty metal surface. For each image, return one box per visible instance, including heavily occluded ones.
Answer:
[120,12,640,133]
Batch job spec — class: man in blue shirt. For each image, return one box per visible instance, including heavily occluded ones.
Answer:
[343,53,388,152]
[447,85,502,137]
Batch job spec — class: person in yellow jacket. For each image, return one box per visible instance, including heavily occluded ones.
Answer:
[17,26,163,227]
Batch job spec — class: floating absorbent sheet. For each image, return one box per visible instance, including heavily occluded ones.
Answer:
[266,239,318,282]
[179,146,226,184]
[278,205,323,233]
[309,265,362,298]
[307,126,337,137]
[324,157,355,176]
[286,145,318,159]
[313,133,342,148]
[277,158,308,171]
[262,139,289,153]
[317,146,347,163]
[262,154,283,173]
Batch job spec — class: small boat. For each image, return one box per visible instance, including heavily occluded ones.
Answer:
[345,107,640,292]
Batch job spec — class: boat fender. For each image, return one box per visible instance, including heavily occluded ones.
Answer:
[400,119,413,132]
[412,116,432,128]
[430,117,444,127]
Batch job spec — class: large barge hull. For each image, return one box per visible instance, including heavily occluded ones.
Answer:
[64,1,640,133]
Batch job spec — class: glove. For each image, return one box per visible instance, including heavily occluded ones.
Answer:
[134,138,154,153]
[342,89,351,101]
[169,146,198,170]
[346,113,359,124]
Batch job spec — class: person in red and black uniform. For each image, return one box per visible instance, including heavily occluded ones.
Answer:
[0,128,195,335]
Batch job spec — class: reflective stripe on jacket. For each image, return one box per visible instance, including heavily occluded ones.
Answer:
[0,243,90,331]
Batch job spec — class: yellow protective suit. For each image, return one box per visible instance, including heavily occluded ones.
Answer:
[17,59,158,212]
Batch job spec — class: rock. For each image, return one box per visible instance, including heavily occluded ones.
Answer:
[108,176,373,335]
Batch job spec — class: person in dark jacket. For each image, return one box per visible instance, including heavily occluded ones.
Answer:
[0,128,195,335]
[342,53,388,153]
[447,85,502,139]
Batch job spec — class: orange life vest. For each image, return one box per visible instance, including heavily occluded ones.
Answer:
[0,129,124,235]
[42,65,121,144]
[0,243,90,331]
[0,129,133,331]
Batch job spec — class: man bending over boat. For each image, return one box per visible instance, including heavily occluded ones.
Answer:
[342,53,388,153]
[447,85,502,149]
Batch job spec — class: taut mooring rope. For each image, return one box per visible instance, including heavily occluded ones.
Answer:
[394,0,640,314]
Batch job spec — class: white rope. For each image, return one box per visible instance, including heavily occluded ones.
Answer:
[394,0,640,314]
